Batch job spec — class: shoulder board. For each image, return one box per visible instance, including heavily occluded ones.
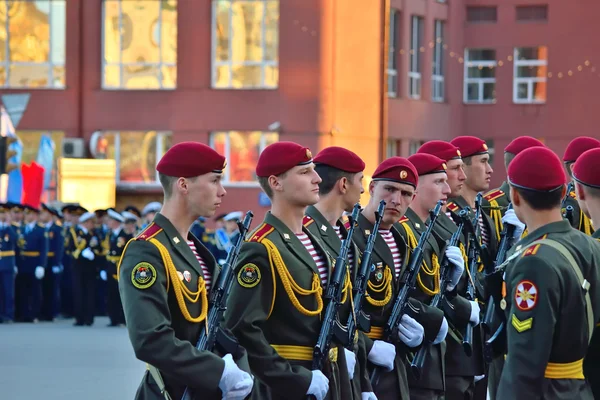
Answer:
[398,216,409,224]
[447,202,459,212]
[569,190,577,199]
[303,215,314,227]
[247,223,275,243]
[484,189,505,202]
[343,219,351,230]
[522,234,548,257]
[135,223,163,241]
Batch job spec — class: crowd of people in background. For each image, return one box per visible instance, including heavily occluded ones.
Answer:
[0,198,244,327]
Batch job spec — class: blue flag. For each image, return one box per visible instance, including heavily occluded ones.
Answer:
[36,134,55,191]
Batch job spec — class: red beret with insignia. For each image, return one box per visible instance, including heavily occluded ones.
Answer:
[417,140,462,162]
[563,136,600,163]
[508,147,566,192]
[313,146,365,173]
[450,136,488,158]
[408,153,447,176]
[372,157,418,187]
[256,141,313,177]
[156,142,226,178]
[573,148,600,189]
[504,136,545,155]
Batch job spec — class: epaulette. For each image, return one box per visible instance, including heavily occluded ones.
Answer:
[522,234,548,257]
[398,216,409,224]
[247,223,275,243]
[303,215,314,227]
[135,223,163,241]
[569,190,577,199]
[484,189,505,202]
[447,202,459,212]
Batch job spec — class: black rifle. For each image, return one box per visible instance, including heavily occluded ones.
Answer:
[311,204,361,371]
[181,211,254,400]
[345,200,386,350]
[562,182,575,224]
[410,208,468,379]
[370,200,443,387]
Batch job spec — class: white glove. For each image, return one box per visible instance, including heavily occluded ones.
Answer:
[13,266,17,274]
[469,301,481,325]
[100,270,107,281]
[343,348,356,380]
[433,317,448,345]
[52,266,61,274]
[307,370,329,400]
[81,247,95,261]
[218,354,253,400]
[361,393,378,400]
[445,245,465,291]
[35,266,45,280]
[398,314,424,347]
[502,209,525,240]
[474,374,485,383]
[367,340,396,371]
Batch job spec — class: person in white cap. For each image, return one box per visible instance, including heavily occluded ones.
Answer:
[70,211,103,326]
[141,201,162,229]
[104,209,130,327]
[223,211,243,245]
[121,211,140,236]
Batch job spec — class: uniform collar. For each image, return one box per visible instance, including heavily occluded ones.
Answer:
[518,220,572,247]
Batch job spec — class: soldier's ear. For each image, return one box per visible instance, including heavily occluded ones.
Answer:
[575,182,586,201]
[338,176,349,194]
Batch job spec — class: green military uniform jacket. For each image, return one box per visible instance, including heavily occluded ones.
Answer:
[351,212,445,400]
[118,213,250,400]
[498,220,600,399]
[303,205,372,398]
[584,228,600,398]
[563,188,595,236]
[482,181,511,239]
[224,212,352,400]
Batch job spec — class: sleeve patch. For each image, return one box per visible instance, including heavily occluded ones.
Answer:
[398,216,409,224]
[303,215,314,227]
[514,280,538,311]
[447,202,459,212]
[237,263,261,288]
[484,189,504,202]
[511,314,533,333]
[131,262,157,289]
[248,223,274,243]
[135,223,163,241]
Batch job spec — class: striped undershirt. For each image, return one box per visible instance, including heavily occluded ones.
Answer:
[445,211,452,219]
[187,240,211,291]
[296,232,328,286]
[333,225,354,273]
[379,230,403,278]
[478,214,489,245]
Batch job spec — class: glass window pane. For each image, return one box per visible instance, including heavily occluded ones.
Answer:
[264,1,279,62]
[119,131,161,183]
[516,82,528,99]
[8,64,49,88]
[230,1,264,63]
[123,65,161,89]
[533,81,547,102]
[212,132,227,156]
[161,65,177,88]
[9,2,50,63]
[103,0,121,63]
[104,65,121,88]
[121,0,161,64]
[0,66,6,86]
[214,65,230,88]
[227,132,259,182]
[161,1,177,64]
[50,0,66,64]
[231,64,262,88]
[468,65,495,78]
[517,65,547,78]
[516,47,547,61]
[0,2,6,62]
[264,132,279,146]
[467,82,480,101]
[264,65,278,87]
[467,49,496,62]
[483,82,496,100]
[52,65,65,88]
[215,2,231,62]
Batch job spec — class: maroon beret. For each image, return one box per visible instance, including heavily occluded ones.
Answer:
[563,136,600,163]
[256,141,313,177]
[372,157,418,187]
[313,146,365,173]
[504,136,545,155]
[156,142,226,178]
[450,136,488,158]
[408,153,447,176]
[508,147,566,192]
[573,148,600,188]
[417,141,462,162]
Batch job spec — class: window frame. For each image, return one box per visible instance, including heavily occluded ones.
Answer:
[0,0,66,89]
[409,15,424,99]
[431,19,445,102]
[387,9,399,98]
[210,0,279,90]
[463,48,497,104]
[209,131,277,187]
[513,47,548,104]
[101,0,177,90]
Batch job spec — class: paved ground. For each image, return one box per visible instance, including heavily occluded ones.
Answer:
[0,317,145,399]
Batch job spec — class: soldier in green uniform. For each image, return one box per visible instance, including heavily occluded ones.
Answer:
[572,147,600,397]
[305,146,374,399]
[118,142,253,400]
[399,153,475,400]
[224,141,354,400]
[482,136,545,235]
[351,157,446,400]
[497,146,600,399]
[562,136,600,236]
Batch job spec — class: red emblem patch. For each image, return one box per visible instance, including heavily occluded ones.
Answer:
[514,280,538,311]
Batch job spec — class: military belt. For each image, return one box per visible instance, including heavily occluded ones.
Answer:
[20,251,40,257]
[0,251,15,257]
[544,359,584,380]
[365,326,383,340]
[271,344,338,363]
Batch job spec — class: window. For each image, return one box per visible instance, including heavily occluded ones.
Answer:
[18,130,64,201]
[387,9,399,97]
[0,0,66,88]
[387,139,402,157]
[409,16,424,99]
[516,5,548,22]
[464,49,497,104]
[466,6,497,23]
[409,140,425,155]
[94,131,172,184]
[432,20,445,102]
[102,0,177,90]
[212,0,279,89]
[513,46,548,104]
[210,131,278,184]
